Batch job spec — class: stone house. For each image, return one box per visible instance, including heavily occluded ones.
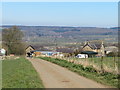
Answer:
[81,41,105,56]
[25,45,35,56]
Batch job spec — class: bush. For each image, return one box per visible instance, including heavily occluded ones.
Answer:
[106,52,117,57]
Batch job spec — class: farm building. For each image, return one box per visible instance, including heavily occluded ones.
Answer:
[56,47,75,57]
[25,45,61,57]
[105,46,118,54]
[0,48,6,56]
[56,48,75,54]
[76,54,88,58]
[33,50,60,57]
[25,45,35,56]
[81,41,105,57]
[25,45,49,56]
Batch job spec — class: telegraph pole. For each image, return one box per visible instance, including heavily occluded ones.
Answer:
[54,37,57,52]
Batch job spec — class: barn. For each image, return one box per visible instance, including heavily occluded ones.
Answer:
[25,45,35,57]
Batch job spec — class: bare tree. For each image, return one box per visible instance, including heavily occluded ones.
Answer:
[2,26,25,55]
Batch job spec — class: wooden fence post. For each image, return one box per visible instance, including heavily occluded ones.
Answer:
[101,56,104,73]
[91,55,93,66]
[113,56,116,70]
[85,55,87,65]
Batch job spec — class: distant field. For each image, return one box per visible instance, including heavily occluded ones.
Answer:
[27,34,118,46]
[2,26,118,46]
[2,57,44,88]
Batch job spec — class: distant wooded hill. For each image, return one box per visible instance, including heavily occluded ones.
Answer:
[1,26,118,46]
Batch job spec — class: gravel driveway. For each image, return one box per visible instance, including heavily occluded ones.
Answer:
[28,58,109,88]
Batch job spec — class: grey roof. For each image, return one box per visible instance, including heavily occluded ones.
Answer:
[105,46,118,52]
[26,45,50,51]
[56,48,74,53]
[83,41,103,49]
[26,45,35,50]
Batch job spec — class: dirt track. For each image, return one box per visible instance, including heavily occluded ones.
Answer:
[28,58,108,88]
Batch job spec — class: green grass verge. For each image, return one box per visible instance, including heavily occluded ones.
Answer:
[67,57,119,71]
[2,57,44,88]
[39,57,119,88]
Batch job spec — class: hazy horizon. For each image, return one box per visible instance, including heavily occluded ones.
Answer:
[0,24,118,28]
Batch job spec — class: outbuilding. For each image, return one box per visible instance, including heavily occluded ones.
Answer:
[0,48,6,56]
[76,54,88,58]
[25,45,35,57]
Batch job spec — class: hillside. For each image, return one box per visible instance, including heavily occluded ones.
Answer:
[1,26,118,46]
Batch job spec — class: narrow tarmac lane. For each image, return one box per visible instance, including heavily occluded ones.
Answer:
[28,58,108,88]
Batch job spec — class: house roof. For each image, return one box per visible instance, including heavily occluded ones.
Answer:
[81,51,98,55]
[26,45,44,51]
[56,48,74,53]
[105,46,118,52]
[33,50,54,53]
[83,41,103,50]
[26,45,35,50]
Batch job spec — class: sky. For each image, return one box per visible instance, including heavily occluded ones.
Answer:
[1,2,118,28]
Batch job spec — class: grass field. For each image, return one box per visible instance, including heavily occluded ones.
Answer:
[60,57,119,74]
[2,57,44,88]
[39,57,119,88]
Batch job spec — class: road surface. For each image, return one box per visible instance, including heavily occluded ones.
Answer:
[28,58,109,88]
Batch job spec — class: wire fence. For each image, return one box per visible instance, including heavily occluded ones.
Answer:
[54,56,119,74]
